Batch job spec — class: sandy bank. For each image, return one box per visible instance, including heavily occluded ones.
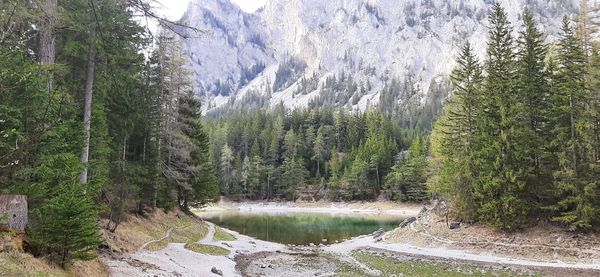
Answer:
[196,200,423,217]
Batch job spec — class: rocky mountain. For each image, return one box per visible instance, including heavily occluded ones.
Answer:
[178,0,587,113]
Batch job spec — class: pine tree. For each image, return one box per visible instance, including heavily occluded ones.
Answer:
[431,41,483,219]
[516,9,550,181]
[548,17,599,229]
[312,128,326,176]
[473,4,532,229]
[220,144,235,195]
[386,136,429,202]
[30,184,102,267]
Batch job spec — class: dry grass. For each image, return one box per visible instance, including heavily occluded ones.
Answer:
[68,259,109,277]
[387,212,600,264]
[102,209,207,253]
[0,251,108,277]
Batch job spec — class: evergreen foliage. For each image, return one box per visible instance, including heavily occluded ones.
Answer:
[30,184,102,267]
[205,108,418,201]
[432,5,600,230]
[0,0,219,266]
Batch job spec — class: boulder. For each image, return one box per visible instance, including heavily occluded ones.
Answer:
[211,267,223,276]
[449,222,460,230]
[399,217,416,228]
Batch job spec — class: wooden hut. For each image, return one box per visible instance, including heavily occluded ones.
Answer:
[0,195,28,231]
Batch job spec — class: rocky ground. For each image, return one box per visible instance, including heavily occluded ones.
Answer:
[386,203,600,265]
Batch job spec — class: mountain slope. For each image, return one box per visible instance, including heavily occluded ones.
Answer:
[179,0,586,113]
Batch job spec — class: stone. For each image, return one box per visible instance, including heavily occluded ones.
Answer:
[399,217,417,228]
[449,222,460,230]
[222,242,233,248]
[211,267,223,276]
[373,228,385,239]
[417,207,428,219]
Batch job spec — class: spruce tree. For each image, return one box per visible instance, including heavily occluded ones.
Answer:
[476,4,531,229]
[30,184,102,267]
[516,9,550,184]
[431,41,482,220]
[386,136,428,202]
[548,17,599,229]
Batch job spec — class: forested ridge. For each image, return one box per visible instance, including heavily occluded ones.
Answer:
[1,0,600,271]
[205,107,429,202]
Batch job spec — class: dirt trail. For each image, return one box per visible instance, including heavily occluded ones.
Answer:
[105,220,285,276]
[200,222,216,243]
[325,234,600,271]
[139,228,173,250]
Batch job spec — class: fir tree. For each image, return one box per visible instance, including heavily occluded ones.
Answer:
[548,17,599,229]
[516,9,550,177]
[30,184,102,267]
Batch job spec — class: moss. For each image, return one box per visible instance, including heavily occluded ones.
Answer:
[184,243,230,256]
[214,227,236,241]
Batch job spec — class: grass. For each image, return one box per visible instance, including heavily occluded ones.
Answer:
[346,251,530,277]
[144,218,209,251]
[184,243,230,256]
[214,227,236,241]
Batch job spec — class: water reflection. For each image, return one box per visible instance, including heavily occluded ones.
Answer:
[199,211,404,245]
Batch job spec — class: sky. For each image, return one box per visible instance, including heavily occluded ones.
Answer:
[156,0,267,21]
[148,0,267,34]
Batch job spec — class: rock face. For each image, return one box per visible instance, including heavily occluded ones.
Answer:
[179,0,587,112]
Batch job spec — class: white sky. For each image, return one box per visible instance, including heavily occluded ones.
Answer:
[155,0,267,21]
[147,0,267,34]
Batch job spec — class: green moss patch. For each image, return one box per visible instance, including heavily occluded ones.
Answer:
[351,250,530,277]
[214,227,236,241]
[184,243,230,256]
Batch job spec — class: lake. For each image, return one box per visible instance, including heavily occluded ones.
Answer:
[199,210,404,245]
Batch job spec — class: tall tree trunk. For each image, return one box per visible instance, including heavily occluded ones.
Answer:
[79,35,97,184]
[39,0,57,91]
[39,0,57,65]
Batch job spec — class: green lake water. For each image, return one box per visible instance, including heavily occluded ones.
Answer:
[200,211,404,245]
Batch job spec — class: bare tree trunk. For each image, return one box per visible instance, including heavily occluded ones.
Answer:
[39,0,57,65]
[39,0,57,91]
[79,35,97,184]
[570,95,577,175]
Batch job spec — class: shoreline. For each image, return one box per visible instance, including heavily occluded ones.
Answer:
[195,200,423,217]
[104,204,600,276]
